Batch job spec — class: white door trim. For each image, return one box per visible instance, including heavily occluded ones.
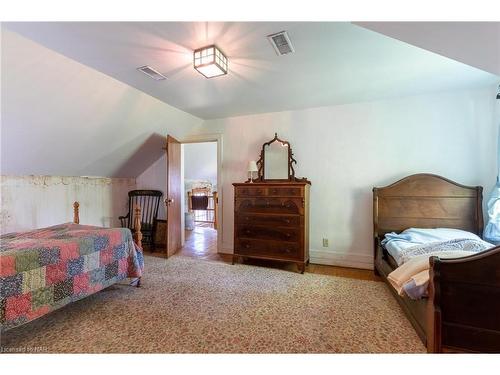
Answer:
[180,133,223,253]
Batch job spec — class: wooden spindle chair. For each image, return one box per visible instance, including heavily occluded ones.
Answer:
[119,190,162,250]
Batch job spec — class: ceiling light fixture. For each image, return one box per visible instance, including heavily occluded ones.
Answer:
[193,45,228,78]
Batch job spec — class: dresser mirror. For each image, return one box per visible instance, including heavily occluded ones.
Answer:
[264,141,289,179]
[257,133,301,181]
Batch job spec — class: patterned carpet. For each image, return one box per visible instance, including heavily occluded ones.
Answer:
[1,255,425,353]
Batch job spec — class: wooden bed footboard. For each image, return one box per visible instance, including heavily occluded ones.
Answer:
[428,246,500,353]
[73,201,143,248]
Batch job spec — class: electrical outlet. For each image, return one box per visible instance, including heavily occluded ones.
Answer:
[322,238,329,247]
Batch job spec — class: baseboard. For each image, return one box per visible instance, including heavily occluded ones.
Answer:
[219,245,373,270]
[219,245,233,255]
[310,249,373,270]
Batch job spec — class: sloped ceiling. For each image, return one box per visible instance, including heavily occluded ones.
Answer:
[4,22,498,120]
[2,22,499,178]
[1,30,202,177]
[355,22,500,76]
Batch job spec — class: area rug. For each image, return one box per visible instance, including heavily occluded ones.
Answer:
[1,255,425,353]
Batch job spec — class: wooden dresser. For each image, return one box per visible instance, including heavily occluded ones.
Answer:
[233,181,310,273]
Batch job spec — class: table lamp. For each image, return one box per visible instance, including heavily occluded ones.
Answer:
[247,160,258,183]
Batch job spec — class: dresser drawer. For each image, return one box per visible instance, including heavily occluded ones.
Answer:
[235,238,301,259]
[236,213,301,227]
[235,186,266,197]
[266,186,303,197]
[236,224,301,242]
[235,185,304,197]
[235,198,304,215]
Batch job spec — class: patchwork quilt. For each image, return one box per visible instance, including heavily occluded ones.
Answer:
[0,223,144,331]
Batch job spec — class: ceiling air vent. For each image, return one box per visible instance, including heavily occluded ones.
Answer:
[137,65,167,80]
[267,31,295,56]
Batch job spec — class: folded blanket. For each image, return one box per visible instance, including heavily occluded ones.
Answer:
[387,238,493,299]
[387,250,476,299]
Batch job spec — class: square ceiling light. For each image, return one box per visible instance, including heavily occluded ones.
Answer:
[194,45,228,78]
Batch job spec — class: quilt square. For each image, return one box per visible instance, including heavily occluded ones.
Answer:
[21,267,46,294]
[83,251,100,272]
[53,279,73,301]
[46,262,67,285]
[59,241,79,261]
[38,247,60,266]
[68,257,84,277]
[1,274,23,298]
[105,260,119,280]
[100,247,114,266]
[0,255,16,277]
[0,297,5,324]
[15,250,40,272]
[113,243,127,261]
[78,237,95,256]
[27,305,50,321]
[118,257,129,274]
[5,293,31,321]
[90,266,105,284]
[73,273,90,294]
[31,287,53,310]
[94,235,109,252]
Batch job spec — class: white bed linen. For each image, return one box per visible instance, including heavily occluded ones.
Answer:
[381,227,482,266]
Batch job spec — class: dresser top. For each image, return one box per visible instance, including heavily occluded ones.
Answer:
[233,180,310,186]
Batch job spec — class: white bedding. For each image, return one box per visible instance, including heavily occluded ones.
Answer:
[382,228,494,299]
[381,227,483,266]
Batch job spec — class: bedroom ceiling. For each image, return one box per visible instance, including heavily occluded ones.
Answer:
[354,22,500,77]
[3,22,498,120]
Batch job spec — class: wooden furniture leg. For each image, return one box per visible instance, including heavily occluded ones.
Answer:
[133,205,143,250]
[73,201,80,224]
[132,205,143,288]
[297,262,305,274]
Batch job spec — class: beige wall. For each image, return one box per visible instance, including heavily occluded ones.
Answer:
[0,176,136,234]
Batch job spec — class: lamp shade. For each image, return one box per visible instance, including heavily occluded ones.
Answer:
[248,160,258,172]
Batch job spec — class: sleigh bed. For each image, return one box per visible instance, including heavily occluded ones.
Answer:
[0,203,144,331]
[373,174,500,353]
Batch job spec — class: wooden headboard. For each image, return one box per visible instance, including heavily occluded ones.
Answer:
[373,174,484,245]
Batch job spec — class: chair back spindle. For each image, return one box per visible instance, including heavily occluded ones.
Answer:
[119,190,163,250]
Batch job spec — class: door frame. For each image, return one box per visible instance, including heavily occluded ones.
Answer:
[180,133,223,253]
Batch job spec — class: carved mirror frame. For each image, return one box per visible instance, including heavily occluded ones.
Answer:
[255,133,307,182]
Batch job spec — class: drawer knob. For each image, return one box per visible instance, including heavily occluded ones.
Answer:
[245,244,250,249]
[284,219,290,224]
[286,233,291,238]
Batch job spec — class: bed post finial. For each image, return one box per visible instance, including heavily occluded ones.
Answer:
[73,201,80,224]
[133,205,143,249]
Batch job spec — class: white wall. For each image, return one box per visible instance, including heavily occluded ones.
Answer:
[136,155,167,220]
[0,176,136,234]
[184,142,218,186]
[199,87,498,269]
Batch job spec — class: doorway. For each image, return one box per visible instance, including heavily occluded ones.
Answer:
[179,140,220,259]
